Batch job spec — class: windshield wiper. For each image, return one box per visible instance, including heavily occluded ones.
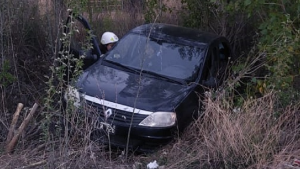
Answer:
[141,70,186,85]
[104,60,139,73]
[104,60,186,85]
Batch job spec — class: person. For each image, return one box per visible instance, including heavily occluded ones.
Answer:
[100,32,119,54]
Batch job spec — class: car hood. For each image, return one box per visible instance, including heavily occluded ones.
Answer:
[75,63,194,112]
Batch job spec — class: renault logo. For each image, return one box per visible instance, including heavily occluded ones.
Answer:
[104,108,113,120]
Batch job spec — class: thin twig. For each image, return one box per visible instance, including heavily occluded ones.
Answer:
[17,160,47,169]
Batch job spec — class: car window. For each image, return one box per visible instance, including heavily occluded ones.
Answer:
[202,41,230,87]
[105,33,206,82]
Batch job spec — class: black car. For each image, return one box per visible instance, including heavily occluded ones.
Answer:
[63,14,231,152]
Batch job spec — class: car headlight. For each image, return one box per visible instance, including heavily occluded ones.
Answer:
[64,85,81,107]
[139,112,176,127]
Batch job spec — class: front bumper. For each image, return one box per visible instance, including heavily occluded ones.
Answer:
[91,121,176,152]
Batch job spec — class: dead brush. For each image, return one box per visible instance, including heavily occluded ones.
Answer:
[31,103,113,169]
[48,103,107,167]
[164,90,300,169]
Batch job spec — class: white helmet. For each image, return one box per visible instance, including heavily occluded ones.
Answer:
[101,32,119,45]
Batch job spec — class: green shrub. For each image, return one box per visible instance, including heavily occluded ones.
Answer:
[0,60,15,87]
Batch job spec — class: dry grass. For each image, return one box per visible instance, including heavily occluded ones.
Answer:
[159,91,300,169]
[0,105,135,169]
[0,142,131,169]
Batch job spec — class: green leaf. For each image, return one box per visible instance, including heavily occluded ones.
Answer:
[244,0,251,6]
[251,77,257,83]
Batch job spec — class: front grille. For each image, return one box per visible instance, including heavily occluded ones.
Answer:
[84,100,147,126]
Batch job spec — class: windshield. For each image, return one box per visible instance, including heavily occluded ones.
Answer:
[104,33,205,82]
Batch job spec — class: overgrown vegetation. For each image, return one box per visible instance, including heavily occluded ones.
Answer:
[0,0,299,168]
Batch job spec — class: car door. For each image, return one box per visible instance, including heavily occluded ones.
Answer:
[201,38,231,88]
[59,12,102,81]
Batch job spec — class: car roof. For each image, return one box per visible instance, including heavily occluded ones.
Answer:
[130,23,222,47]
